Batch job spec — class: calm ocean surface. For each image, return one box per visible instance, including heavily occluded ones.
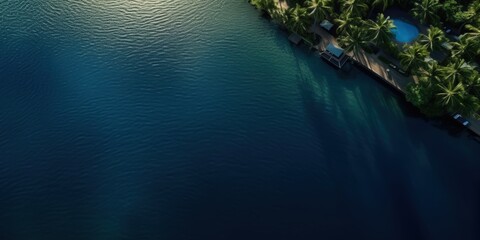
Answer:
[1,1,479,239]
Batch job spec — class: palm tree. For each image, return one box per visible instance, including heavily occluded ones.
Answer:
[456,0,480,32]
[441,58,474,84]
[411,0,440,25]
[464,24,480,55]
[436,80,466,111]
[368,0,394,18]
[285,4,309,34]
[399,42,429,74]
[467,71,480,97]
[341,0,369,18]
[338,26,368,57]
[251,0,276,12]
[306,0,332,26]
[418,61,443,84]
[271,6,288,25]
[366,13,395,47]
[459,94,480,118]
[418,26,445,51]
[464,68,480,92]
[451,37,474,60]
[335,12,361,35]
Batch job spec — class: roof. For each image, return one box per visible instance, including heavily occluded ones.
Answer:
[326,43,344,58]
[320,20,334,31]
[288,33,302,45]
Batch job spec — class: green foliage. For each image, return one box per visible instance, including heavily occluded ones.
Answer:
[341,0,369,18]
[406,82,445,116]
[399,42,429,73]
[406,81,430,107]
[285,4,310,34]
[372,0,394,11]
[436,80,467,112]
[338,25,369,55]
[417,61,443,83]
[451,37,476,61]
[251,0,276,11]
[248,0,480,118]
[454,0,480,31]
[468,70,480,92]
[287,0,308,5]
[418,26,446,51]
[411,0,441,25]
[463,25,480,56]
[335,12,362,34]
[460,94,480,117]
[441,0,462,24]
[271,7,289,25]
[367,0,395,18]
[383,40,401,59]
[366,13,395,47]
[306,0,332,22]
[441,58,474,84]
[405,56,480,118]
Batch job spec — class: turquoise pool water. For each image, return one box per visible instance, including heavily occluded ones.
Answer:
[391,18,420,43]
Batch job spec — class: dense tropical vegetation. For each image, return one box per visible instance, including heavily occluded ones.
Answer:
[250,0,480,119]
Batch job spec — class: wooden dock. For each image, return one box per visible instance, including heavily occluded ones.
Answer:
[311,25,480,137]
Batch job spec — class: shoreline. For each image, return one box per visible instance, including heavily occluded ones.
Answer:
[249,2,480,138]
[314,27,480,137]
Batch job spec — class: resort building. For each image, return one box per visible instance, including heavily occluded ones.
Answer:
[320,43,349,69]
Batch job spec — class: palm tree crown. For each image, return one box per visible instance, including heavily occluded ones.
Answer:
[371,0,394,11]
[418,26,445,51]
[436,80,466,110]
[338,26,368,57]
[366,13,395,47]
[418,61,443,84]
[341,0,369,18]
[367,0,394,18]
[451,37,475,60]
[463,24,480,56]
[412,0,441,24]
[335,12,361,35]
[306,0,332,23]
[441,58,474,84]
[286,4,310,34]
[399,42,429,73]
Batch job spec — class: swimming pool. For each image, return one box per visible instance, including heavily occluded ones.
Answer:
[391,18,419,43]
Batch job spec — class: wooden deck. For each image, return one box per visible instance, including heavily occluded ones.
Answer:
[312,25,480,137]
[320,51,349,68]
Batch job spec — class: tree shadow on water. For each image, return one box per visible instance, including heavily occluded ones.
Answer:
[289,47,351,161]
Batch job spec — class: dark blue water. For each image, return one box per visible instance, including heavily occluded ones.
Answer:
[392,18,420,43]
[1,1,479,239]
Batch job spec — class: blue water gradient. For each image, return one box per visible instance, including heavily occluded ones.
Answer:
[0,1,479,240]
[392,18,420,43]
